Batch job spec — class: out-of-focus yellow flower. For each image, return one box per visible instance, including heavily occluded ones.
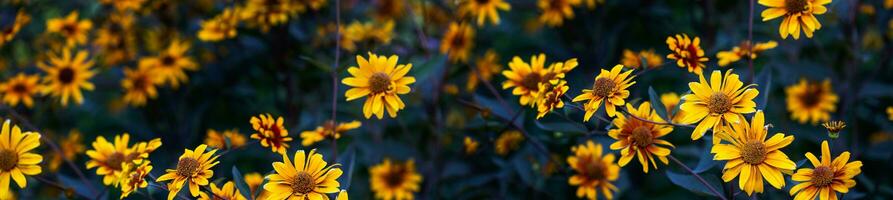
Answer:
[572,64,635,120]
[860,3,876,15]
[790,141,862,200]
[621,49,663,69]
[343,53,416,119]
[46,130,85,172]
[157,145,220,200]
[0,120,43,196]
[712,111,796,196]
[93,12,137,67]
[608,102,674,173]
[463,136,479,155]
[99,0,146,12]
[660,92,687,123]
[85,133,161,186]
[244,172,264,197]
[583,0,604,9]
[299,121,361,146]
[121,66,159,107]
[716,40,777,67]
[680,70,758,142]
[759,0,831,39]
[887,0,893,9]
[204,129,247,150]
[0,10,29,47]
[337,20,395,52]
[785,79,838,124]
[138,39,198,89]
[119,161,152,199]
[457,0,511,26]
[370,0,405,22]
[239,0,304,32]
[538,0,582,27]
[440,22,475,63]
[862,28,884,51]
[887,107,893,121]
[37,48,96,106]
[264,149,342,200]
[666,34,708,74]
[250,114,293,154]
[46,11,92,47]
[369,158,422,200]
[0,73,40,108]
[198,7,240,42]
[502,54,577,106]
[199,181,247,200]
[567,140,619,200]
[302,0,328,11]
[494,130,524,156]
[467,50,502,91]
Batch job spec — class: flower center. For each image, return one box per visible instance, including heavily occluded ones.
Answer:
[176,158,201,177]
[106,152,126,170]
[384,166,407,187]
[368,72,392,94]
[740,141,767,165]
[630,126,654,148]
[798,84,822,108]
[62,24,77,35]
[582,158,606,181]
[811,166,834,187]
[11,83,27,93]
[785,0,809,13]
[134,75,150,91]
[520,73,542,91]
[706,93,732,114]
[592,77,616,97]
[290,172,316,194]
[0,149,18,171]
[475,0,491,4]
[322,120,337,137]
[160,55,176,66]
[58,67,75,84]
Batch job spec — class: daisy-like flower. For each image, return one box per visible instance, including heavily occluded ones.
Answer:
[157,145,220,200]
[535,80,569,119]
[440,22,475,63]
[239,0,304,32]
[0,120,42,195]
[45,11,92,47]
[0,10,29,47]
[620,49,664,69]
[712,111,796,196]
[666,34,709,74]
[790,141,862,200]
[371,0,406,22]
[204,129,247,150]
[92,13,137,67]
[608,102,674,173]
[759,0,832,39]
[137,39,198,89]
[342,53,416,119]
[46,130,85,172]
[98,0,146,11]
[785,78,838,124]
[572,64,636,120]
[822,121,846,139]
[264,149,342,200]
[463,136,479,155]
[680,69,758,141]
[300,121,361,146]
[467,50,503,91]
[494,130,524,156]
[85,133,161,185]
[660,92,687,123]
[458,0,511,26]
[121,66,159,107]
[502,54,577,106]
[37,48,96,106]
[250,114,293,154]
[198,7,240,42]
[538,0,582,27]
[0,73,40,108]
[200,181,247,200]
[583,0,604,9]
[369,158,423,200]
[717,40,778,67]
[567,140,619,200]
[119,161,152,199]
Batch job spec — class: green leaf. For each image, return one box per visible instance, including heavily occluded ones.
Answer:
[666,171,725,198]
[534,114,588,134]
[754,66,772,110]
[232,166,254,200]
[648,86,669,121]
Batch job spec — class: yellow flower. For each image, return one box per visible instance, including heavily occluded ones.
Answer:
[0,10,29,47]
[138,39,198,89]
[300,120,361,146]
[458,0,511,26]
[302,0,328,11]
[0,120,43,195]
[337,189,348,200]
[342,53,416,119]
[200,181,247,200]
[572,64,636,120]
[336,20,396,52]
[440,22,475,63]
[37,48,96,106]
[371,0,405,22]
[666,34,709,74]
[119,161,152,199]
[660,92,687,123]
[790,141,862,200]
[244,172,264,196]
[887,0,893,9]
[712,111,796,196]
[716,40,778,67]
[680,70,758,141]
[463,136,479,155]
[93,12,137,66]
[45,11,92,47]
[121,66,159,107]
[98,0,146,11]
[0,73,40,108]
[198,7,240,42]
[538,0,582,27]
[204,129,247,150]
[157,145,221,200]
[369,158,423,200]
[760,0,831,39]
[567,140,619,200]
[250,114,293,154]
[239,0,304,32]
[535,80,569,119]
[264,149,342,200]
[785,79,838,124]
[85,133,161,185]
[494,130,524,156]
[502,54,577,106]
[620,49,663,69]
[888,107,893,121]
[608,102,674,173]
[583,0,604,9]
[467,50,503,91]
[46,130,85,172]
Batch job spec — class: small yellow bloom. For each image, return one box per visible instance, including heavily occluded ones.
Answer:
[244,172,264,196]
[463,136,479,155]
[119,161,152,199]
[98,0,146,11]
[157,145,221,200]
[567,140,619,200]
[458,0,511,26]
[45,11,92,47]
[299,121,361,146]
[535,80,569,119]
[621,49,663,69]
[239,0,304,32]
[0,10,29,47]
[121,66,160,107]
[712,111,796,196]
[502,54,577,106]
[250,114,293,154]
[38,48,97,106]
[680,70,758,141]
[716,40,778,67]
[265,149,342,200]
[0,120,43,195]
[198,7,240,42]
[887,107,893,121]
[369,158,423,200]
[371,0,405,22]
[572,64,636,120]
[138,39,198,89]
[440,22,475,63]
[660,92,687,123]
[759,0,832,39]
[342,53,416,119]
[46,130,85,172]
[538,0,583,27]
[666,34,709,74]
[790,141,862,200]
[85,133,161,185]
[467,50,503,91]
[204,129,248,150]
[608,102,674,173]
[199,181,247,200]
[0,73,40,108]
[785,78,838,124]
[494,130,524,156]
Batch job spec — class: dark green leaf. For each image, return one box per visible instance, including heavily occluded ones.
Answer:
[232,166,254,200]
[754,66,772,110]
[666,171,725,198]
[648,86,669,121]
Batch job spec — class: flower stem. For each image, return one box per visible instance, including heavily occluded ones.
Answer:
[668,155,728,200]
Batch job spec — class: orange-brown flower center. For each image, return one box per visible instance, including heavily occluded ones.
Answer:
[630,126,654,148]
[106,152,126,170]
[11,83,27,94]
[521,73,542,91]
[798,84,823,108]
[368,72,392,94]
[740,141,767,165]
[811,166,835,187]
[706,93,732,114]
[0,149,18,171]
[592,77,616,97]
[475,0,491,5]
[61,24,77,35]
[160,55,176,66]
[785,0,809,13]
[58,67,75,84]
[581,157,607,181]
[176,157,200,177]
[384,166,408,188]
[290,172,316,194]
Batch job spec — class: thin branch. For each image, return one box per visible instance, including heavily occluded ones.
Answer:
[330,0,342,162]
[668,155,728,200]
[747,0,755,83]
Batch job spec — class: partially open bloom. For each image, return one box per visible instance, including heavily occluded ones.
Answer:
[535,80,569,119]
[440,22,475,63]
[572,64,636,120]
[502,54,577,106]
[760,0,832,39]
[467,50,503,91]
[458,0,511,26]
[46,130,85,172]
[0,10,29,47]
[204,129,247,150]
[0,120,42,195]
[495,130,524,156]
[121,66,159,107]
[822,121,846,139]
[463,136,479,155]
[119,161,152,199]
[785,79,838,124]
[157,145,220,200]
[264,149,342,200]
[250,114,293,154]
[198,7,240,42]
[608,102,674,173]
[790,141,862,200]
[138,39,198,89]
[343,53,416,119]
[621,49,663,69]
[666,34,709,74]
[567,140,619,200]
[712,111,796,196]
[369,158,422,200]
[538,0,582,27]
[86,133,161,185]
[299,121,361,146]
[38,48,96,106]
[0,73,40,108]
[200,181,247,200]
[45,11,92,47]
[680,70,758,141]
[717,41,778,67]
